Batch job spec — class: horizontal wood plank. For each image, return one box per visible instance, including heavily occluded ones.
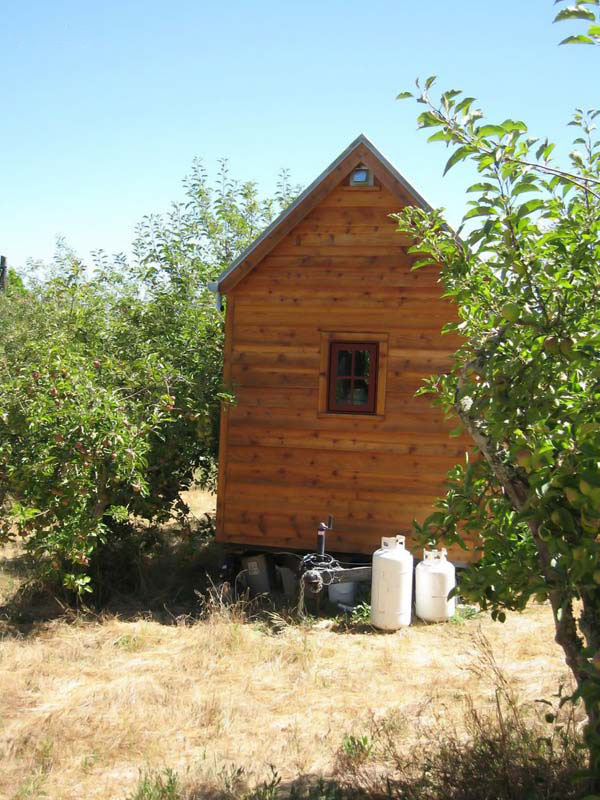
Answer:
[252,255,419,271]
[319,186,407,208]
[234,304,456,328]
[225,443,470,474]
[230,386,439,411]
[238,270,443,291]
[220,510,475,559]
[280,228,411,247]
[302,207,403,226]
[232,325,461,350]
[227,405,452,435]
[234,288,452,308]
[271,244,410,257]
[227,463,449,496]
[227,428,468,457]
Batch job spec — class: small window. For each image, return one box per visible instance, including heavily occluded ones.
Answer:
[349,166,373,186]
[328,342,378,413]
[318,331,388,418]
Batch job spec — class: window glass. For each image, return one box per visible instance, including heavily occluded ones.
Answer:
[335,379,352,404]
[337,349,352,376]
[354,350,370,377]
[353,379,369,405]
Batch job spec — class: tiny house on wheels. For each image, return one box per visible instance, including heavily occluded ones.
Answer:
[208,134,474,565]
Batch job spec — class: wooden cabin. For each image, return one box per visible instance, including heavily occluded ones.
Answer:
[208,134,473,563]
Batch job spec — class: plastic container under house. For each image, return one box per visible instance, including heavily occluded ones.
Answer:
[241,554,271,595]
[328,581,356,605]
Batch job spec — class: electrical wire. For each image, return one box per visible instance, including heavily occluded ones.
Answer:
[234,568,248,601]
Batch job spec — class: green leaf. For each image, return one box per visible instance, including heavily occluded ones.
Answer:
[424,75,437,90]
[516,198,544,218]
[411,258,437,270]
[536,139,553,160]
[417,111,443,129]
[559,34,596,43]
[396,91,414,100]
[477,124,507,138]
[512,182,539,196]
[464,205,495,219]
[501,119,528,133]
[427,130,452,143]
[443,146,472,176]
[467,182,497,193]
[554,6,596,21]
[442,89,462,102]
[455,96,476,114]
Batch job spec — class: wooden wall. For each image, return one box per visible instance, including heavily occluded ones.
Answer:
[216,179,475,561]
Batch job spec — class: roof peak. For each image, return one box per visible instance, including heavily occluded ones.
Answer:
[209,135,432,295]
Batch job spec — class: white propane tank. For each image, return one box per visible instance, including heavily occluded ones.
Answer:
[415,549,456,622]
[371,535,414,630]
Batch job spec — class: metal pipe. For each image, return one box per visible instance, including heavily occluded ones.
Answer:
[317,523,327,555]
[206,281,223,311]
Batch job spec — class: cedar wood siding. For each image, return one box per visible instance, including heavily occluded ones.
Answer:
[215,151,475,561]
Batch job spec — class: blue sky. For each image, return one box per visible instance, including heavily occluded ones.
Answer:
[1,0,598,270]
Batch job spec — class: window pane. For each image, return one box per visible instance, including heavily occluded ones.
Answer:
[352,379,369,405]
[335,379,352,404]
[337,349,352,376]
[354,349,371,377]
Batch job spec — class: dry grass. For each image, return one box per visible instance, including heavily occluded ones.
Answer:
[0,488,576,799]
[180,488,216,523]
[0,600,571,798]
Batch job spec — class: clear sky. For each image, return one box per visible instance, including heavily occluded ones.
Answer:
[1,0,598,270]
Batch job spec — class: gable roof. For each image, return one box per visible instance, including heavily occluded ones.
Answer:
[208,133,433,297]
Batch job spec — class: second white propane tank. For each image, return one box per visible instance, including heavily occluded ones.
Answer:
[415,549,456,622]
[371,535,414,630]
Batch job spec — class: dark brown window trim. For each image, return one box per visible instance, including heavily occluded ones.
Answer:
[327,341,379,414]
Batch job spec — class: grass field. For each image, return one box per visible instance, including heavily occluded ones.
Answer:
[0,490,577,800]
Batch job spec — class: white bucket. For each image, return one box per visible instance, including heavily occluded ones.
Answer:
[241,554,271,595]
[328,581,356,605]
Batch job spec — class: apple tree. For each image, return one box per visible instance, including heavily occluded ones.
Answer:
[0,161,298,597]
[394,71,600,776]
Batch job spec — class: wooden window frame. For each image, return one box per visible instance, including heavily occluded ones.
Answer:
[318,331,388,419]
[328,341,378,413]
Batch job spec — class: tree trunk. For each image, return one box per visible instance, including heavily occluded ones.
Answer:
[454,393,600,782]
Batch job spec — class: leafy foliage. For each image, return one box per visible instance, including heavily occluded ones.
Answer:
[395,73,600,773]
[554,0,600,45]
[0,161,298,597]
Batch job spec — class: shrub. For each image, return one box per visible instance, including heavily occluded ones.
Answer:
[0,161,300,598]
[0,255,222,597]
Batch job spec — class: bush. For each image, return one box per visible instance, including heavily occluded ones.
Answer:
[0,161,299,598]
[0,253,222,597]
